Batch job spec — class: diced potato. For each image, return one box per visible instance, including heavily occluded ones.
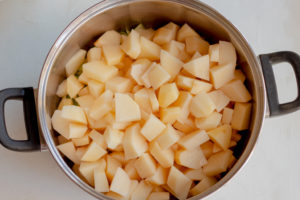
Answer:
[105,191,123,200]
[78,87,89,96]
[130,59,151,85]
[110,151,125,165]
[160,50,183,81]
[141,114,166,141]
[172,91,192,123]
[67,75,84,98]
[103,127,123,150]
[163,40,185,59]
[185,36,209,55]
[175,147,207,169]
[160,107,181,124]
[94,167,109,193]
[156,124,180,149]
[69,123,87,138]
[207,124,232,150]
[52,110,70,139]
[231,102,252,130]
[89,90,113,120]
[134,88,152,113]
[219,41,237,65]
[222,107,233,124]
[115,93,141,122]
[106,155,122,183]
[88,129,107,149]
[140,62,156,88]
[123,123,148,160]
[58,135,69,144]
[210,63,235,89]
[147,88,159,112]
[75,147,87,160]
[158,83,179,108]
[75,95,95,111]
[61,105,87,125]
[183,168,205,181]
[65,49,86,76]
[81,141,106,162]
[56,80,67,97]
[208,90,230,112]
[220,79,252,102]
[153,186,165,192]
[147,165,168,185]
[167,166,193,200]
[148,192,169,200]
[228,154,237,169]
[148,64,171,90]
[153,27,175,45]
[231,130,242,142]
[203,150,233,176]
[178,130,209,150]
[190,92,216,118]
[124,159,140,180]
[201,141,214,159]
[58,97,73,110]
[234,69,246,82]
[94,30,121,47]
[191,51,202,60]
[131,180,153,200]
[79,159,106,186]
[176,75,194,90]
[110,167,131,196]
[212,143,222,153]
[121,30,141,59]
[195,112,222,130]
[87,47,102,62]
[177,23,199,42]
[78,73,90,85]
[82,61,118,83]
[190,80,212,95]
[106,76,133,93]
[149,141,174,168]
[189,176,217,196]
[209,44,219,62]
[88,80,104,98]
[173,117,197,134]
[138,36,161,61]
[135,25,155,40]
[183,55,210,80]
[102,45,124,66]
[57,141,79,164]
[134,153,157,178]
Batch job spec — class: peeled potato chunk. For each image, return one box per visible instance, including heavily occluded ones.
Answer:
[160,50,183,81]
[134,153,157,179]
[148,192,170,200]
[65,49,86,76]
[178,130,209,150]
[138,36,161,61]
[52,110,70,139]
[220,79,252,102]
[222,107,234,124]
[81,141,107,162]
[115,93,141,122]
[231,102,252,130]
[131,180,153,200]
[61,105,87,125]
[79,159,106,186]
[141,114,166,141]
[67,75,84,98]
[110,167,131,196]
[158,83,179,108]
[190,92,216,118]
[102,45,124,66]
[148,63,171,90]
[121,30,141,59]
[190,176,217,196]
[203,150,233,176]
[185,36,209,55]
[183,55,210,81]
[82,61,118,83]
[207,124,232,150]
[149,141,174,168]
[195,111,222,130]
[177,23,200,42]
[155,124,180,149]
[175,147,207,169]
[147,165,168,185]
[94,167,109,193]
[94,30,121,47]
[210,63,235,89]
[57,141,79,164]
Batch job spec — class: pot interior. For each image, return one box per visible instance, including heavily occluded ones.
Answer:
[39,0,266,199]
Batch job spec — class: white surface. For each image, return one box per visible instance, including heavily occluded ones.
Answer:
[0,0,300,199]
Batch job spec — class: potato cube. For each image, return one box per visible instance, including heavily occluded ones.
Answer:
[219,40,237,65]
[172,91,192,123]
[183,168,205,181]
[234,69,246,82]
[88,129,107,149]
[82,61,118,83]
[183,55,210,81]
[88,80,104,98]
[148,64,171,90]
[56,80,67,97]
[106,76,133,93]
[160,107,181,124]
[58,97,73,110]
[222,107,233,124]
[147,165,168,185]
[79,159,106,186]
[57,141,79,164]
[89,90,113,120]
[147,88,159,112]
[140,62,156,88]
[149,142,174,168]
[135,25,155,40]
[201,141,214,159]
[163,40,185,58]
[67,75,84,98]
[94,30,121,47]
[57,135,69,144]
[123,123,148,160]
[121,30,141,59]
[195,112,222,130]
[178,130,209,150]
[156,124,180,149]
[102,45,124,66]
[167,166,193,200]
[148,192,169,200]
[134,88,152,113]
[212,143,222,153]
[185,36,209,55]
[177,23,199,42]
[173,117,197,134]
[110,167,131,196]
[131,180,153,200]
[158,83,179,108]
[160,50,183,81]
[176,75,194,90]
[94,167,109,193]
[65,49,86,76]
[175,147,207,169]
[138,36,161,61]
[106,155,122,183]
[103,127,123,150]
[210,62,235,89]
[75,95,95,112]
[61,105,87,125]
[78,73,90,85]
[190,92,216,118]
[69,123,87,138]
[52,110,70,139]
[208,90,230,112]
[87,47,102,62]
[207,124,232,150]
[209,44,219,62]
[72,135,90,147]
[220,79,252,102]
[75,146,87,160]
[130,59,151,85]
[153,27,175,45]
[189,176,217,196]
[190,80,212,95]
[134,153,157,178]
[109,151,125,165]
[124,159,140,180]
[78,87,89,97]
[141,114,166,141]
[231,102,252,130]
[203,150,233,176]
[115,93,141,122]
[81,141,107,162]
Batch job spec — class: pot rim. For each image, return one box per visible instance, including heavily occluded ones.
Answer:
[37,0,266,199]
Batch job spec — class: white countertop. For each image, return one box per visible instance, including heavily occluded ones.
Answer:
[0,0,300,199]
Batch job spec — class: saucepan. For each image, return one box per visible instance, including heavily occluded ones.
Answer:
[0,0,299,199]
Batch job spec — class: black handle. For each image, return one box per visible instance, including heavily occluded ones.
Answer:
[0,87,40,151]
[259,51,300,117]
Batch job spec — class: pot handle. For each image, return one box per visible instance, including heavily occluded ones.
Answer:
[0,87,40,151]
[259,51,300,117]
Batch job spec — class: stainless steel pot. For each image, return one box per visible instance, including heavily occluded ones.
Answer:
[0,0,300,199]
